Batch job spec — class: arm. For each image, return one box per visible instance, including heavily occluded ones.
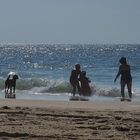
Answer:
[114,66,121,82]
[87,77,91,83]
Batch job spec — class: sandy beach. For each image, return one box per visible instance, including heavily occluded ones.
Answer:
[0,99,140,140]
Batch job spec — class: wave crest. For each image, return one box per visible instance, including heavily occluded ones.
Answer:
[0,78,123,97]
[94,88,120,97]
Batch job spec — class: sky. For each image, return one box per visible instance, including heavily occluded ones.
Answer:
[0,0,140,44]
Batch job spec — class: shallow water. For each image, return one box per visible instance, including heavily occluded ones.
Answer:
[0,44,140,100]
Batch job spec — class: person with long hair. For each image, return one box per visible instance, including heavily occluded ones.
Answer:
[114,57,132,101]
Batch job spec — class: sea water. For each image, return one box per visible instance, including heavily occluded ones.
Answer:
[0,44,140,101]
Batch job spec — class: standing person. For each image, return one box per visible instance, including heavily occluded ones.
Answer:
[114,57,132,101]
[70,64,81,96]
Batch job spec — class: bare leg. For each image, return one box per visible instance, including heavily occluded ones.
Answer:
[121,81,126,99]
[127,82,132,99]
[76,82,81,96]
[72,85,76,96]
[70,83,76,96]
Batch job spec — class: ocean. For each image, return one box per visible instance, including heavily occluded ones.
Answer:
[0,44,140,101]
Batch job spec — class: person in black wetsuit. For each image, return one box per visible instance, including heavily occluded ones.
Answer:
[70,64,81,96]
[114,57,132,101]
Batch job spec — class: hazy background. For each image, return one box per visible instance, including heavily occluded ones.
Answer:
[0,0,140,44]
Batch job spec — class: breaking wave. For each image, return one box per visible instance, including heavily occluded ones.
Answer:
[0,78,126,97]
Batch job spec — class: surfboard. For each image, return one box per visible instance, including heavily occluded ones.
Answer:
[69,96,89,101]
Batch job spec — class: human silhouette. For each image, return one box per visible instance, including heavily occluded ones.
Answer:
[70,64,81,96]
[114,57,132,101]
[80,71,91,96]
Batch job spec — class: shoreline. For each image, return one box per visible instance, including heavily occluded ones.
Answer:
[0,98,140,111]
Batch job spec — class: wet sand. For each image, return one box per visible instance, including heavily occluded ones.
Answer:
[0,99,140,140]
